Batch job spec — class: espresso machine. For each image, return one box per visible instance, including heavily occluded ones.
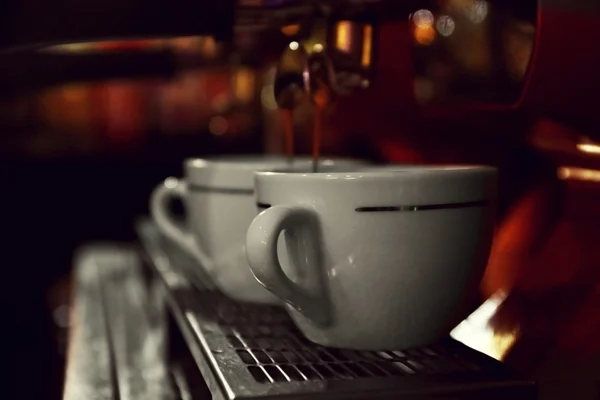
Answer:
[3,1,600,400]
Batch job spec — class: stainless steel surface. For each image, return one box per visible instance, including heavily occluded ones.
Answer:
[136,218,537,400]
[100,248,175,400]
[65,244,208,400]
[63,247,116,400]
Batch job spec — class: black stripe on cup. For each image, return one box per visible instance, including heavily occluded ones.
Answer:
[256,199,490,212]
[189,184,254,196]
[356,199,490,213]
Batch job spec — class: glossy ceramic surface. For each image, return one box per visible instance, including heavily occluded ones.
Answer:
[246,165,498,349]
[151,156,366,304]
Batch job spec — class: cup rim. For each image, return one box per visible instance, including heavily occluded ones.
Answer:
[255,164,497,180]
[185,156,365,171]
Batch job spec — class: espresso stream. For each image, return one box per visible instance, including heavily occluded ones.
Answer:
[280,100,327,173]
[281,109,295,165]
[312,106,324,173]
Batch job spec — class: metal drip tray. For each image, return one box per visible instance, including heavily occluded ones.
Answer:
[206,296,482,382]
[136,219,537,400]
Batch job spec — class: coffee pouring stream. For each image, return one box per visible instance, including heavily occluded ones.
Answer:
[272,2,390,170]
[270,2,406,171]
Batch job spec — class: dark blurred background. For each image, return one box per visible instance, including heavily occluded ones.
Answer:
[0,38,269,397]
[0,36,376,398]
[2,1,600,398]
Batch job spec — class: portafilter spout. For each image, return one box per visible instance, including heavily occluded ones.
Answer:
[269,0,426,110]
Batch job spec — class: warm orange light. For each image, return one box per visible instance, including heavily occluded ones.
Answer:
[361,25,373,67]
[558,166,600,182]
[335,21,353,53]
[414,26,436,46]
[201,37,218,58]
[577,143,600,155]
[451,293,518,361]
[281,24,301,36]
[41,43,96,53]
[233,68,255,104]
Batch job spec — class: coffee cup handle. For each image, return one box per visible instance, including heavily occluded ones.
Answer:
[150,178,214,272]
[246,205,331,326]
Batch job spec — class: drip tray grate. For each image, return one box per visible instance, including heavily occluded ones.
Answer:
[137,219,537,400]
[215,300,480,384]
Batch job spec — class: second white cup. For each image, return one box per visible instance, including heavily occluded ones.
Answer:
[151,156,367,304]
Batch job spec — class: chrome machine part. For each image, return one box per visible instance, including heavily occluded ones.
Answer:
[269,0,418,109]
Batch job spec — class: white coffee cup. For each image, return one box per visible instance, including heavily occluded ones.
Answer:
[246,165,497,349]
[150,156,367,304]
